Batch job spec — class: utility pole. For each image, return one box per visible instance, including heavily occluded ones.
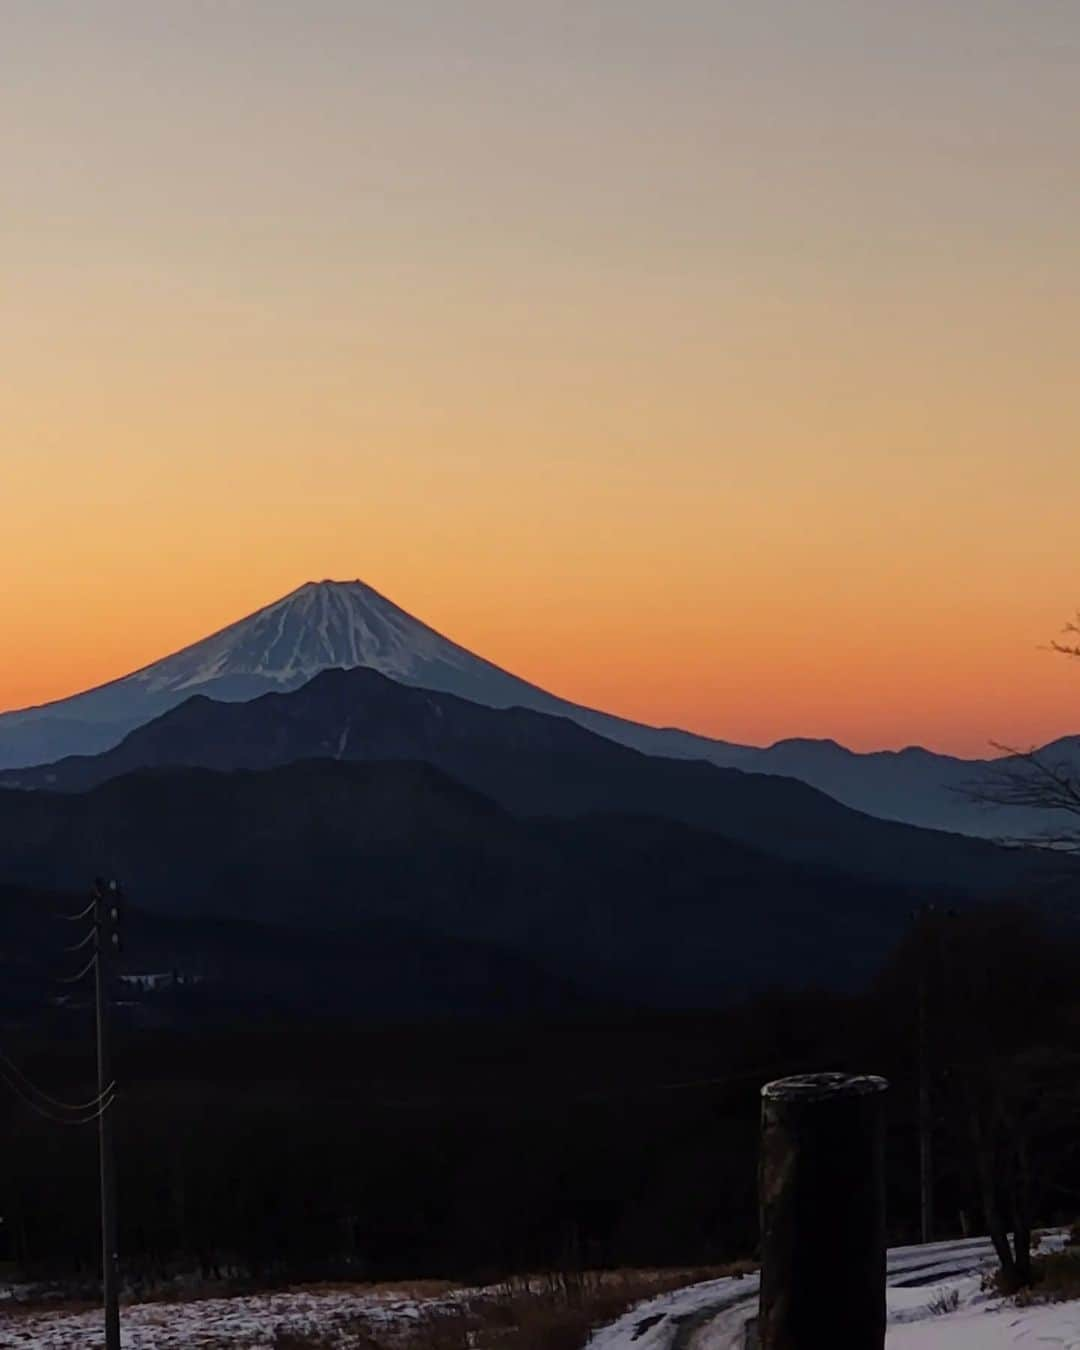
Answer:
[916,906,934,1245]
[93,878,121,1350]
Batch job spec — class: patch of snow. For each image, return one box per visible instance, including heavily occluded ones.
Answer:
[0,1283,470,1349]
[587,1232,1072,1350]
[588,1276,757,1350]
[888,1295,1080,1347]
[132,580,473,694]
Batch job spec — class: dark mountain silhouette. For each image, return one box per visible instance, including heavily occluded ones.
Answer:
[0,758,976,1006]
[0,579,744,772]
[3,578,1073,842]
[0,883,588,1022]
[3,667,1068,896]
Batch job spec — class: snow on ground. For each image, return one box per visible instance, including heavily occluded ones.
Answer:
[0,1283,467,1350]
[589,1232,1076,1350]
[587,1275,757,1350]
[3,1234,1076,1349]
[888,1298,1080,1348]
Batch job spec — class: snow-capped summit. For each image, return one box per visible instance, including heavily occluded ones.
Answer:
[5,578,1075,843]
[0,579,742,771]
[130,579,474,696]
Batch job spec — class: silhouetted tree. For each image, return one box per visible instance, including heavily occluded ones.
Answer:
[899,907,1080,1291]
[968,617,1080,851]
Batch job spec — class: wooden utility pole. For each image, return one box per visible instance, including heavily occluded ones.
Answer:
[758,1072,888,1349]
[93,879,121,1350]
[918,945,934,1244]
[914,903,936,1246]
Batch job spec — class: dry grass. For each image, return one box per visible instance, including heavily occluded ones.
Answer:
[927,1287,960,1315]
[271,1264,752,1350]
[984,1237,1080,1308]
[1,1263,753,1350]
[1018,1247,1080,1305]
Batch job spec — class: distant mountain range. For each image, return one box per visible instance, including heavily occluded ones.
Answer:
[0,666,1057,894]
[0,754,1053,1012]
[1,667,1076,1013]
[0,578,1076,837]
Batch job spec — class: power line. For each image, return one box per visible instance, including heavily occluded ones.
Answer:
[59,953,98,985]
[1,880,125,1347]
[0,1043,114,1114]
[0,1061,114,1126]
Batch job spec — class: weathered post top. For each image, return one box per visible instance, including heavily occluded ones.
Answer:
[758,1071,889,1350]
[761,1071,889,1102]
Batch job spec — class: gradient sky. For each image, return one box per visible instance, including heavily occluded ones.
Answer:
[4,1,1078,755]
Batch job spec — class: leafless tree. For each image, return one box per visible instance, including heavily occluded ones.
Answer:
[965,618,1080,852]
[945,624,1080,1286]
[925,908,1080,1292]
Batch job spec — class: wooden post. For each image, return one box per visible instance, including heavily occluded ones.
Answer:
[758,1072,888,1350]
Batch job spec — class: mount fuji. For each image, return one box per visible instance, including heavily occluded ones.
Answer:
[2,578,1076,838]
[0,579,747,774]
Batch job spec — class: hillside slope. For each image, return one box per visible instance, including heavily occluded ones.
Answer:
[0,758,971,1004]
[2,667,1066,895]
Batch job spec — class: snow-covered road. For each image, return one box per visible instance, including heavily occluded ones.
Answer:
[588,1233,1076,1350]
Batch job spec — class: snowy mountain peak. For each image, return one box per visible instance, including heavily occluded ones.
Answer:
[131,579,470,695]
[2,579,1075,846]
[0,576,747,775]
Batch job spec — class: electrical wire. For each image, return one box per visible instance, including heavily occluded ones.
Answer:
[0,1061,114,1126]
[0,890,120,1127]
[0,1045,114,1113]
[58,953,98,985]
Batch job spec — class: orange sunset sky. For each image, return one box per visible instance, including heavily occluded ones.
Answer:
[4,2,1078,756]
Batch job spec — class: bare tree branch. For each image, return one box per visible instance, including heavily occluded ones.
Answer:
[966,744,1080,816]
[958,620,1080,850]
[1048,613,1080,660]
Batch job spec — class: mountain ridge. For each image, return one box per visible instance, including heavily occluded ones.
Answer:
[0,755,1011,1006]
[0,579,750,772]
[3,665,1070,898]
[2,578,1077,837]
